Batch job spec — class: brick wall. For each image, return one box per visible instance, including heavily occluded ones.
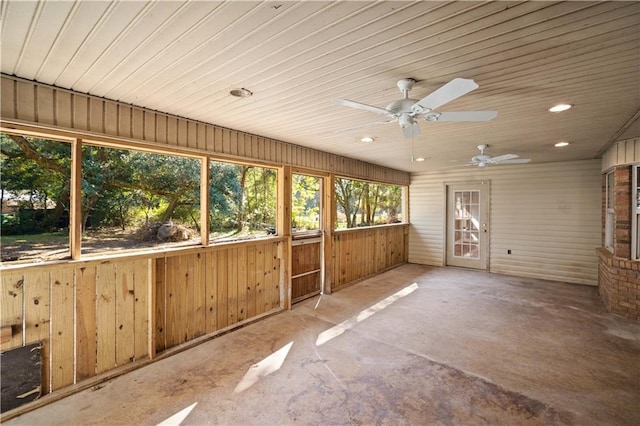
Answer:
[597,248,640,321]
[598,165,640,321]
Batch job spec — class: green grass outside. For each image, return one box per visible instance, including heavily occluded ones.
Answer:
[1,230,69,245]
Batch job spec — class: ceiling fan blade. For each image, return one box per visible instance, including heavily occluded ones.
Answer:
[333,98,392,116]
[401,122,421,138]
[499,158,531,164]
[427,111,497,122]
[411,78,479,113]
[335,119,397,133]
[490,154,519,162]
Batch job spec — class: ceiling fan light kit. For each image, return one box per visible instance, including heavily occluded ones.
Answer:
[334,77,497,139]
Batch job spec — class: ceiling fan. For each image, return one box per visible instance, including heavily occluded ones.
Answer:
[334,78,497,138]
[469,144,531,168]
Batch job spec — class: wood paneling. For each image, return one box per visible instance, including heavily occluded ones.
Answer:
[0,240,285,400]
[154,240,284,353]
[292,239,322,302]
[331,225,409,292]
[0,75,409,186]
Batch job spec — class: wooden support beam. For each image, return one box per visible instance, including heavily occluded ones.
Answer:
[200,157,210,246]
[323,174,336,294]
[70,138,82,259]
[277,166,292,310]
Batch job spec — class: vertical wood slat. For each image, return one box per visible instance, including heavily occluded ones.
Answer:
[23,271,49,393]
[1,271,24,352]
[50,268,74,390]
[216,249,229,328]
[192,253,205,340]
[205,251,218,333]
[237,246,247,322]
[246,245,257,318]
[227,247,238,325]
[133,259,150,360]
[76,265,97,381]
[115,261,135,366]
[155,258,167,353]
[255,243,265,315]
[96,263,116,374]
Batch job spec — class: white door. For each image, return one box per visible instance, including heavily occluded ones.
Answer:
[446,182,489,270]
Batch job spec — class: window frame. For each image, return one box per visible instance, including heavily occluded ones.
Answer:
[605,170,614,252]
[291,172,323,237]
[633,165,640,260]
[333,175,407,230]
[0,127,283,265]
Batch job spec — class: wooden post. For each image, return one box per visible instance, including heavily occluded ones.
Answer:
[277,166,292,310]
[200,157,210,246]
[323,174,335,294]
[70,138,82,259]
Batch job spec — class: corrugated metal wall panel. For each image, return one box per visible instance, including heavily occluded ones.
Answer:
[409,160,601,285]
[0,74,410,186]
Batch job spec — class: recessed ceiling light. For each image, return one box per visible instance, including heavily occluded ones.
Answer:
[549,104,572,112]
[360,136,374,143]
[415,157,426,162]
[230,88,253,98]
[554,141,570,147]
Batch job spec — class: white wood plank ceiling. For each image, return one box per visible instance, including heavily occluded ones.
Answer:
[1,1,639,172]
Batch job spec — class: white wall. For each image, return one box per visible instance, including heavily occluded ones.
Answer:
[409,159,601,285]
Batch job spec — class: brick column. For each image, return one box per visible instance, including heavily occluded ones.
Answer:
[613,166,631,258]
[598,165,640,321]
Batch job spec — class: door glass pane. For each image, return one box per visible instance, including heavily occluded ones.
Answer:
[452,190,480,259]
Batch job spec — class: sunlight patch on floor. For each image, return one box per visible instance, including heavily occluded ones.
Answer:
[156,402,197,426]
[234,341,294,393]
[316,283,419,346]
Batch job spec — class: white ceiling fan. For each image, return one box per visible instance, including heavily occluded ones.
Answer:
[334,78,497,138]
[469,144,531,168]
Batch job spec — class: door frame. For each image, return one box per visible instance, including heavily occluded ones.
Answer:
[444,180,490,270]
[290,169,327,304]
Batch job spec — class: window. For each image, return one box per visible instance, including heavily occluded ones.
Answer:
[1,129,283,263]
[81,144,201,256]
[334,177,404,229]
[292,174,321,234]
[1,133,71,263]
[605,171,614,251]
[209,161,276,242]
[633,165,640,260]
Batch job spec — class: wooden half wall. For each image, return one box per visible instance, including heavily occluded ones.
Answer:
[331,225,409,292]
[1,239,285,401]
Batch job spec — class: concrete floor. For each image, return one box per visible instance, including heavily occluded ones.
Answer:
[5,264,640,425]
